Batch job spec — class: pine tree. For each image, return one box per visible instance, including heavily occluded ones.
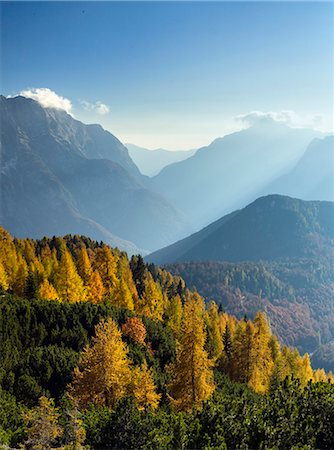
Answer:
[12,254,28,297]
[23,396,63,450]
[231,320,255,384]
[70,318,131,409]
[168,293,215,411]
[54,250,85,302]
[130,361,161,411]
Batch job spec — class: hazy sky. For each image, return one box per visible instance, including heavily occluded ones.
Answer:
[1,1,333,149]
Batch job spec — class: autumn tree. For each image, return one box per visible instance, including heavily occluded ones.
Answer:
[165,294,183,336]
[168,293,215,411]
[93,245,118,297]
[130,361,161,410]
[0,260,9,291]
[112,278,134,310]
[122,317,147,345]
[140,272,165,320]
[69,318,131,409]
[205,301,223,360]
[76,247,93,285]
[248,312,274,393]
[23,396,63,450]
[38,278,59,301]
[54,250,85,302]
[87,270,104,303]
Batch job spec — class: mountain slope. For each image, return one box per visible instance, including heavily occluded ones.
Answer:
[127,143,196,176]
[151,122,322,229]
[264,135,334,201]
[0,95,191,252]
[146,195,334,264]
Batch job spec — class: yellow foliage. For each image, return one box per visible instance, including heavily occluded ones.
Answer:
[23,396,63,450]
[38,279,59,301]
[168,293,215,412]
[54,250,85,302]
[0,260,9,291]
[140,272,164,320]
[87,270,104,303]
[70,318,131,409]
[112,278,134,310]
[130,361,161,410]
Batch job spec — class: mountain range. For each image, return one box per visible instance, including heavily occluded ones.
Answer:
[146,195,334,264]
[0,95,191,253]
[126,143,196,176]
[150,121,327,229]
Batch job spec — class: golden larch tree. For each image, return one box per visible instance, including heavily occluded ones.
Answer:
[38,279,59,301]
[112,278,134,310]
[54,250,85,302]
[69,318,131,409]
[248,312,274,393]
[87,270,104,303]
[93,245,118,297]
[130,361,161,410]
[122,317,147,345]
[23,396,63,450]
[168,293,215,412]
[140,272,165,321]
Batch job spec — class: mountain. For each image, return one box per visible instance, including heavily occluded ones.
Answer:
[126,143,196,176]
[151,121,323,229]
[264,135,334,201]
[146,195,334,264]
[0,95,191,252]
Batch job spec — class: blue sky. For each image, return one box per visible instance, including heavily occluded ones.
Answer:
[1,1,333,149]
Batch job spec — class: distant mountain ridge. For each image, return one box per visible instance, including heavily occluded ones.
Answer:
[126,143,196,176]
[146,195,334,264]
[264,135,334,201]
[151,122,324,229]
[0,95,191,252]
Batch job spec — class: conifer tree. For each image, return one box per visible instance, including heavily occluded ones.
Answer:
[38,279,59,301]
[112,278,134,310]
[70,318,131,409]
[168,293,215,411]
[231,320,255,384]
[87,270,104,303]
[206,301,224,360]
[248,312,274,393]
[93,245,118,296]
[140,272,165,320]
[0,260,9,291]
[12,254,28,296]
[76,247,93,285]
[130,361,161,410]
[165,294,183,335]
[54,250,85,302]
[23,396,63,450]
[122,317,147,345]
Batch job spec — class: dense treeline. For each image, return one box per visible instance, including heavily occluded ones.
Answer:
[0,227,333,449]
[166,260,334,357]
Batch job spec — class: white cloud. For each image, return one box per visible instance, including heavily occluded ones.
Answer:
[80,100,110,115]
[18,88,72,114]
[234,110,324,129]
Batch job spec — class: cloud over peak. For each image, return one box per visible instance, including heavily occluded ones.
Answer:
[18,88,72,114]
[80,100,110,115]
[235,110,323,129]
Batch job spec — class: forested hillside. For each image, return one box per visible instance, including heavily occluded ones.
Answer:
[1,227,334,449]
[166,260,334,366]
